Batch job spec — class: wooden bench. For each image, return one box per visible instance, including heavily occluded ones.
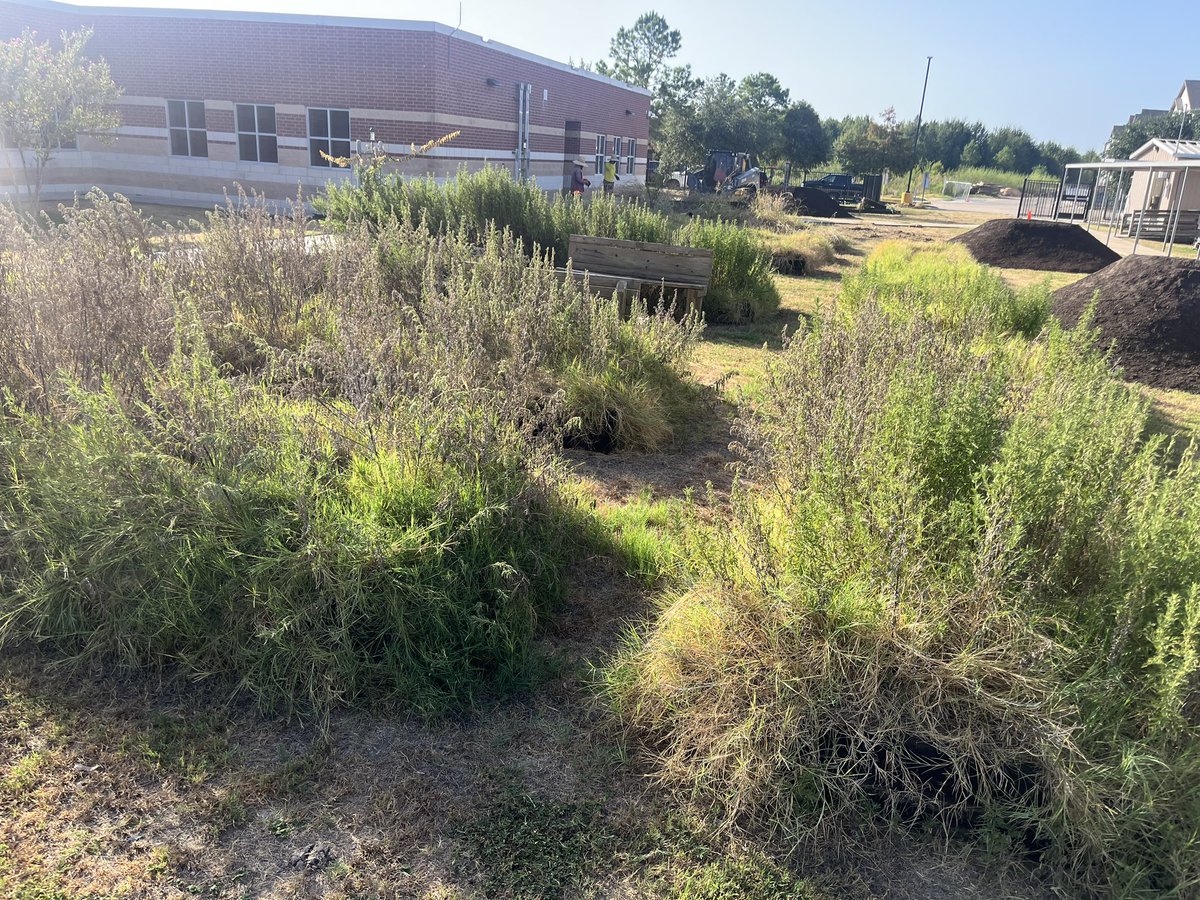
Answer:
[558,234,713,318]
[1120,210,1200,243]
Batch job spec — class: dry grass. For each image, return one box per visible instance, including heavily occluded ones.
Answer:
[1143,384,1200,436]
[997,267,1087,293]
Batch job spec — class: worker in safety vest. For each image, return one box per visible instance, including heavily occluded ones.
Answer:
[603,157,620,195]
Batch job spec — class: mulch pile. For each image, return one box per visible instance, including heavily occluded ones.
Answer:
[950,219,1120,272]
[785,186,852,219]
[1053,255,1200,391]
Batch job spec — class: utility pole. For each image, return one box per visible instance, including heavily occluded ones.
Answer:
[904,56,933,202]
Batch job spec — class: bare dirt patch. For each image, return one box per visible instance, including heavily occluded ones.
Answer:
[565,409,737,508]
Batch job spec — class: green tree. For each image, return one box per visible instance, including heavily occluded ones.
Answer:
[0,27,121,204]
[988,126,1039,172]
[921,119,984,170]
[834,108,913,175]
[737,72,790,113]
[690,74,750,151]
[959,137,988,168]
[595,12,689,105]
[594,11,703,169]
[1106,111,1196,160]
[736,72,790,160]
[779,101,830,169]
[656,63,703,115]
[993,145,1017,170]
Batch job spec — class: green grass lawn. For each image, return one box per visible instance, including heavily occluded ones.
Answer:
[692,270,846,397]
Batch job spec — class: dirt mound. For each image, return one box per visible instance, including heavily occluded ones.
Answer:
[951,219,1120,272]
[1053,255,1200,391]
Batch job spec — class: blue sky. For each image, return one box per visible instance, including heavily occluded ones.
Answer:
[69,0,1195,150]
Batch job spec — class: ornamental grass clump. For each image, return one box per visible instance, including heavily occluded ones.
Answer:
[0,191,704,716]
[675,218,779,323]
[841,241,1050,336]
[607,294,1200,896]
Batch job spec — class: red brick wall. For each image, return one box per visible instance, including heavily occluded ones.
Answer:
[0,1,650,155]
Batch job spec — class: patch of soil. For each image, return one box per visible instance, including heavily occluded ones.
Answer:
[564,411,736,507]
[1053,255,1200,391]
[950,219,1120,272]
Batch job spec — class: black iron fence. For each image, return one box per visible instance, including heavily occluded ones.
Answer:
[1017,179,1061,219]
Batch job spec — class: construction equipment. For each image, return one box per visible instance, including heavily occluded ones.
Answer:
[683,150,766,194]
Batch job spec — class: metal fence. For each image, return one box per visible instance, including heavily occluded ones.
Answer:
[1017,179,1062,219]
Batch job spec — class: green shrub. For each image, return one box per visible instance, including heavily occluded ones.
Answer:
[320,167,781,325]
[0,350,571,718]
[317,164,673,266]
[607,299,1200,896]
[676,218,780,323]
[841,240,1050,336]
[0,192,705,717]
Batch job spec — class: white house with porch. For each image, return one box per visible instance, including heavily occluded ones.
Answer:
[1124,139,1200,218]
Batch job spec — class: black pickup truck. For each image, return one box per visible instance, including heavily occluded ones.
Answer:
[800,173,864,204]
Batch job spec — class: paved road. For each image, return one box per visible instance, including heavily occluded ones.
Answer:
[934,196,1020,216]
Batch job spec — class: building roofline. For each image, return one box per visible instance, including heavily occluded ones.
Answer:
[6,0,654,97]
[1129,137,1200,160]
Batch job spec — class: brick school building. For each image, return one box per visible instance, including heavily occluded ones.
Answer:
[0,0,651,205]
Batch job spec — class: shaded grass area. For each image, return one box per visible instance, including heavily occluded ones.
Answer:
[1144,384,1200,437]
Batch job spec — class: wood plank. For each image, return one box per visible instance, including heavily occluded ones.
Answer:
[569,234,715,257]
[567,234,714,284]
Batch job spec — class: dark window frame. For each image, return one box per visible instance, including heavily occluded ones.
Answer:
[235,103,278,164]
[307,107,351,167]
[167,99,207,158]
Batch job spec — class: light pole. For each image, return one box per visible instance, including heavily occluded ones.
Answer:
[905,56,933,202]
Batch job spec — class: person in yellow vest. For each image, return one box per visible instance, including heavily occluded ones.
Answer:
[603,156,620,195]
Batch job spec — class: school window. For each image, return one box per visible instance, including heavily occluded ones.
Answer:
[167,99,207,158]
[626,139,636,176]
[308,108,350,167]
[236,104,278,163]
[594,134,606,174]
[612,137,623,173]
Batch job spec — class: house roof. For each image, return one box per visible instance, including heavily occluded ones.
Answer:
[1174,80,1200,111]
[1130,138,1200,160]
[6,0,654,97]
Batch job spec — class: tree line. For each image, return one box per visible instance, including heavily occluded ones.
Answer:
[590,13,1099,178]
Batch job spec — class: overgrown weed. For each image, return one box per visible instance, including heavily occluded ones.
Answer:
[607,243,1200,896]
[319,166,780,324]
[0,191,704,717]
